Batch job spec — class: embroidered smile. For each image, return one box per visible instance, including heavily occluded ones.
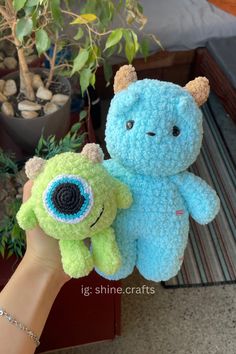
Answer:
[90,206,105,228]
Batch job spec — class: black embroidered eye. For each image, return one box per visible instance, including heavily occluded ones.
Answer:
[126,120,134,130]
[172,126,180,137]
[43,175,93,224]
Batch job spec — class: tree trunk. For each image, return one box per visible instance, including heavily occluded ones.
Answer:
[17,45,35,101]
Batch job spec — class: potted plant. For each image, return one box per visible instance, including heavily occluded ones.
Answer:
[0,0,148,154]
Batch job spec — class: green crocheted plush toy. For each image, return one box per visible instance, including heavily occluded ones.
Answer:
[17,144,132,278]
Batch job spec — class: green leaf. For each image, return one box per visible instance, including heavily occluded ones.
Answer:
[103,61,112,83]
[70,14,97,25]
[70,122,81,133]
[79,110,87,119]
[137,3,144,14]
[117,42,123,54]
[50,0,63,25]
[74,28,84,41]
[26,0,38,6]
[35,29,51,55]
[131,30,139,53]
[105,29,123,50]
[80,68,92,94]
[90,72,96,87]
[139,38,149,58]
[16,18,33,42]
[123,30,135,63]
[13,0,27,11]
[71,48,89,75]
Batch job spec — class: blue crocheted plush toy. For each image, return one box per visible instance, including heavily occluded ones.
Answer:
[101,65,220,282]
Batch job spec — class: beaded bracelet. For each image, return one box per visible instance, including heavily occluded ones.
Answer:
[0,307,40,347]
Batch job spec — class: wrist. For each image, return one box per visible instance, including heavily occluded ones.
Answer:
[21,251,70,289]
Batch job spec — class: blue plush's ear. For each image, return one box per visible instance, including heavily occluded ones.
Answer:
[112,89,140,113]
[184,77,210,107]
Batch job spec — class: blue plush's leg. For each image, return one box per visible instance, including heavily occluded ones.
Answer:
[137,236,185,282]
[96,220,137,280]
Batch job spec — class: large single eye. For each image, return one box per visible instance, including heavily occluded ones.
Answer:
[172,125,181,137]
[43,175,93,224]
[126,120,134,130]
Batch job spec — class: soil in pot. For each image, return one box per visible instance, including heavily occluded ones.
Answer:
[0,69,71,156]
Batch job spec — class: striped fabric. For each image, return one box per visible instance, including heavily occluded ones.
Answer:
[164,102,236,287]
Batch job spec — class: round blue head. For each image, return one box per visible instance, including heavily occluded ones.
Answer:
[105,69,209,177]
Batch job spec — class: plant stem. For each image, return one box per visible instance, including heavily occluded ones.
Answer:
[6,0,35,101]
[46,33,58,89]
[16,40,35,101]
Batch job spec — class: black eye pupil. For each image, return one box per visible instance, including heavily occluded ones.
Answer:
[126,120,134,130]
[52,183,85,214]
[172,126,180,137]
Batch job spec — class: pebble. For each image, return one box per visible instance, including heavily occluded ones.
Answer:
[44,102,58,115]
[3,80,17,96]
[51,94,69,106]
[0,51,5,61]
[21,110,39,119]
[0,79,5,92]
[24,47,35,56]
[18,100,41,111]
[2,42,16,57]
[2,101,14,116]
[26,55,38,64]
[0,92,7,102]
[36,86,52,100]
[0,62,5,69]
[32,74,44,90]
[3,57,18,70]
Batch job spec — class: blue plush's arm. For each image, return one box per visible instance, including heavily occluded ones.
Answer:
[103,159,132,209]
[103,158,122,177]
[171,171,220,225]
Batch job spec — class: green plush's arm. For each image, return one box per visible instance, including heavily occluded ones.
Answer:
[91,227,121,275]
[113,178,133,209]
[59,239,93,278]
[16,199,38,231]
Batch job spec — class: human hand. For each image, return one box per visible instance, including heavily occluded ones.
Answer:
[22,180,70,286]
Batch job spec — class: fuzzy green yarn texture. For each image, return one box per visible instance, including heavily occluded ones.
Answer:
[17,151,132,278]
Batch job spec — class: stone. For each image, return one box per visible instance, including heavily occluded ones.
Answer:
[36,86,52,100]
[0,51,5,61]
[2,102,14,116]
[24,47,35,56]
[0,79,5,92]
[3,80,17,97]
[0,62,5,69]
[32,74,44,90]
[26,55,38,64]
[3,57,18,70]
[44,102,58,115]
[21,110,39,119]
[2,41,16,57]
[51,94,69,107]
[0,92,7,102]
[18,100,41,111]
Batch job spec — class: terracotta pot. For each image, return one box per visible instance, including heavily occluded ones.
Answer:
[0,68,71,155]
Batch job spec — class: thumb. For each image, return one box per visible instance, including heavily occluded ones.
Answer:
[23,180,34,203]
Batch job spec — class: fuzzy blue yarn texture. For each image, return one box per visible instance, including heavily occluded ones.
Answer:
[100,67,220,282]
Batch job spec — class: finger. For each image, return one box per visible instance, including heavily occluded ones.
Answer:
[23,180,34,203]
